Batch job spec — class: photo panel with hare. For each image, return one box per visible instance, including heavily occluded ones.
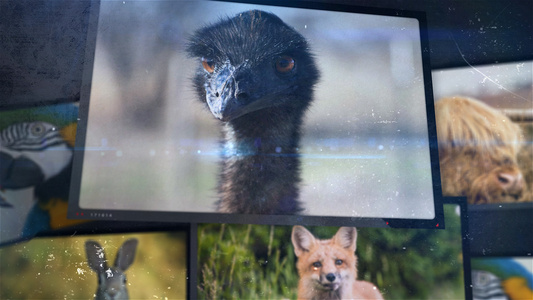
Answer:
[0,231,187,299]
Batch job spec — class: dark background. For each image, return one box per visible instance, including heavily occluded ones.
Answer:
[1,0,532,108]
[1,0,531,262]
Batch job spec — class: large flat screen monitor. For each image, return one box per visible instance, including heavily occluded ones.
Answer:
[68,0,443,227]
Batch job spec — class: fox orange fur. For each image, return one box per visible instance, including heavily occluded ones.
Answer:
[291,226,384,300]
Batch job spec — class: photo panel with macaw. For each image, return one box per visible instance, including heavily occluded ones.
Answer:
[471,257,533,300]
[0,103,83,244]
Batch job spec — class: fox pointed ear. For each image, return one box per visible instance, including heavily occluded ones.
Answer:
[291,226,316,257]
[332,227,357,252]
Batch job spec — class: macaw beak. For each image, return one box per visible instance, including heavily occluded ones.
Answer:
[0,151,45,190]
[59,123,77,147]
[0,191,12,207]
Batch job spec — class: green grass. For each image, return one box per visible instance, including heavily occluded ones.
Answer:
[198,224,299,300]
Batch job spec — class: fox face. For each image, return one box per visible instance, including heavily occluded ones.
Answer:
[292,226,383,300]
[302,237,356,292]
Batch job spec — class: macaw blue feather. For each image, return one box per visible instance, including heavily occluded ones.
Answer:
[0,103,78,131]
[472,258,533,289]
[22,203,51,237]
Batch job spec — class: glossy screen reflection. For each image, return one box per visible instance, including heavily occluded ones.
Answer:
[71,0,438,223]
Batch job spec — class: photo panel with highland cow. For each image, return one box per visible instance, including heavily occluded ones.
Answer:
[432,61,532,205]
[195,203,470,299]
[68,0,443,228]
[0,227,188,299]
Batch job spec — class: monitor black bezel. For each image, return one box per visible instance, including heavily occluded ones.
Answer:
[67,0,445,229]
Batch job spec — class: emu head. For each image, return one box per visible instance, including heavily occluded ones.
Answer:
[186,10,319,122]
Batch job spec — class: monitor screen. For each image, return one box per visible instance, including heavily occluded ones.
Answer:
[68,0,442,227]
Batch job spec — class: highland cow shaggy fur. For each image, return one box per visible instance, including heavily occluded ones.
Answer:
[435,96,526,204]
[517,134,533,201]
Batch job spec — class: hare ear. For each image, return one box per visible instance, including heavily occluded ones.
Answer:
[332,227,357,252]
[115,238,138,271]
[85,240,108,273]
[291,226,316,257]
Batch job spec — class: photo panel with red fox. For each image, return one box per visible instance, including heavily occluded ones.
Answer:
[197,204,466,299]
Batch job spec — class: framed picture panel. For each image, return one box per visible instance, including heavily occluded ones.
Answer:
[68,0,443,228]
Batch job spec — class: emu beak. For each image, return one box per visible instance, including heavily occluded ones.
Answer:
[207,63,266,122]
[206,93,234,121]
[208,95,251,122]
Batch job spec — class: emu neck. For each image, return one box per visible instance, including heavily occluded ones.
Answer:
[312,290,342,300]
[300,286,343,300]
[216,107,304,214]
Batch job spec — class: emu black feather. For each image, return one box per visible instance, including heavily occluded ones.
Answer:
[187,10,319,214]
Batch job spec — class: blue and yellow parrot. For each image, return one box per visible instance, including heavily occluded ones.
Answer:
[0,103,85,238]
[472,258,533,300]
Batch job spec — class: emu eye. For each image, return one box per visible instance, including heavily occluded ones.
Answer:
[335,259,343,265]
[275,55,295,73]
[201,57,215,73]
[312,261,322,269]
